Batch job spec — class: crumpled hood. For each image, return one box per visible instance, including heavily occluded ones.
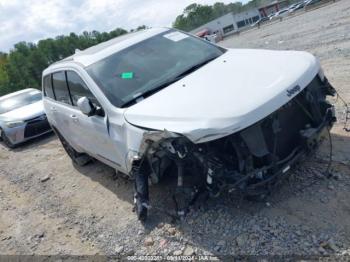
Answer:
[124,49,320,143]
[0,100,45,122]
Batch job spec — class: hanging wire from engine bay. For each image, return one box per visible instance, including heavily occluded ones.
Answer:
[334,90,350,132]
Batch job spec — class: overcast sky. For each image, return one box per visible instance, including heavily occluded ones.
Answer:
[0,0,249,52]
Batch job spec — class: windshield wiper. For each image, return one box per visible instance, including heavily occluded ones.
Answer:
[173,56,218,79]
[121,56,219,108]
[121,77,181,108]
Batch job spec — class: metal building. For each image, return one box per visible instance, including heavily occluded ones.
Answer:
[190,1,293,39]
[190,9,261,38]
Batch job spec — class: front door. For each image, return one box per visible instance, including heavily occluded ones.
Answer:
[51,70,124,168]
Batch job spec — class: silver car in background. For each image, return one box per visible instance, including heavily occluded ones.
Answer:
[0,88,51,148]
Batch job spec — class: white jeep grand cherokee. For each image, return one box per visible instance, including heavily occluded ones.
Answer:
[42,28,336,220]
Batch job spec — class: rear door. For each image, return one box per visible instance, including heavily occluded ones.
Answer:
[50,71,78,147]
[42,74,58,127]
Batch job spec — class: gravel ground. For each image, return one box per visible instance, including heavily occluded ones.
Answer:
[1,0,350,258]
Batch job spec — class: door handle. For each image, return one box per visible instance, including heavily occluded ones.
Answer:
[50,107,57,112]
[70,114,79,123]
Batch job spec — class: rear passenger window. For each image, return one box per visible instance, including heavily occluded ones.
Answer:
[52,72,72,105]
[66,71,97,106]
[43,75,55,99]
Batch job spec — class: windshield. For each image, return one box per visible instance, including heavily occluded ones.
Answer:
[86,30,226,107]
[0,91,42,115]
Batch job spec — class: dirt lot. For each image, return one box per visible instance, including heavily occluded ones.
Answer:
[1,0,350,258]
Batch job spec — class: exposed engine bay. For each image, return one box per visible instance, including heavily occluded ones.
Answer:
[132,76,336,221]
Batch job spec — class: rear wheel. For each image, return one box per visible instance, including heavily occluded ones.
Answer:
[54,128,92,166]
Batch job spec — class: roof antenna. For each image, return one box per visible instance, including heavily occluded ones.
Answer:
[75,49,81,54]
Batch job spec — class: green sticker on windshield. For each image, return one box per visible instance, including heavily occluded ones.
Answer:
[121,72,134,79]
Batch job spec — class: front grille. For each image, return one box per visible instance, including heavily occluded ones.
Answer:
[261,76,328,158]
[24,115,51,138]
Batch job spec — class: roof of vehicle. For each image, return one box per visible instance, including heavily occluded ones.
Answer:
[44,27,170,73]
[0,88,40,101]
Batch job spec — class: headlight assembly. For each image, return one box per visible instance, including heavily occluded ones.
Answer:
[5,120,24,128]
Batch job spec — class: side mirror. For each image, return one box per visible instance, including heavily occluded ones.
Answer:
[77,97,94,116]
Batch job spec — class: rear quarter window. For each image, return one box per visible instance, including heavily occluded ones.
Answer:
[43,75,55,99]
[52,71,72,105]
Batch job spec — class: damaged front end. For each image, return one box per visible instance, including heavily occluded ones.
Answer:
[132,76,336,221]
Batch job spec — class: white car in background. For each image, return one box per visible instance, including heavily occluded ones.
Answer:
[204,33,219,43]
[42,28,336,221]
[0,88,51,148]
[289,2,305,12]
[270,9,289,20]
[305,0,323,8]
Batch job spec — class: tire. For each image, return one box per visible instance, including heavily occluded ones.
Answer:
[54,128,92,166]
[0,130,16,149]
[135,197,148,222]
[134,172,149,222]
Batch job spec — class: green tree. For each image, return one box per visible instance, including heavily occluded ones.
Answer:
[5,42,37,92]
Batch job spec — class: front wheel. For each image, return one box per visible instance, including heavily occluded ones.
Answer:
[134,171,149,222]
[134,195,148,222]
